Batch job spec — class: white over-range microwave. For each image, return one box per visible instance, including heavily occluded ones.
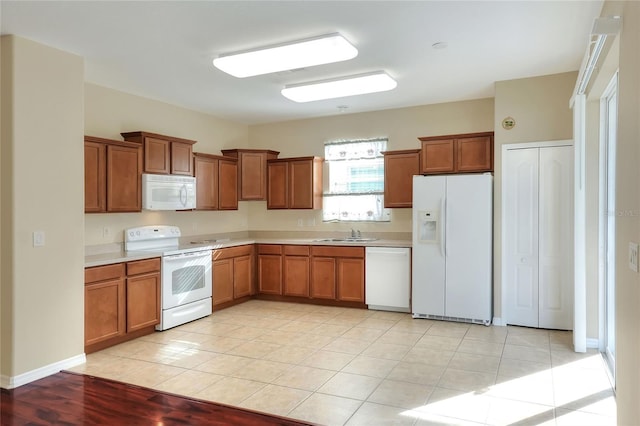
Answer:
[142,173,196,210]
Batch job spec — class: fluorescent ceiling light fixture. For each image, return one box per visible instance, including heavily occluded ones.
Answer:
[213,33,357,78]
[281,72,397,103]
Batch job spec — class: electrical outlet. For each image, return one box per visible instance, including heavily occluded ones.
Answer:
[33,231,45,247]
[629,242,638,272]
[103,227,111,239]
[297,218,304,227]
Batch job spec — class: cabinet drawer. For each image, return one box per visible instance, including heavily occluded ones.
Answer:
[213,244,253,261]
[311,246,364,258]
[85,263,125,284]
[284,245,310,256]
[258,244,283,255]
[126,258,161,276]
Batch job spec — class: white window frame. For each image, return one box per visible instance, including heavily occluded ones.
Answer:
[322,138,390,222]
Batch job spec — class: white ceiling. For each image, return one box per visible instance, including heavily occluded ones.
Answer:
[1,1,603,125]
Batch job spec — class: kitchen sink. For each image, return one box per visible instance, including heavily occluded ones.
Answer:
[190,238,231,244]
[312,237,379,243]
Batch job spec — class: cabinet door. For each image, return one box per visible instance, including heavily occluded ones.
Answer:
[234,254,253,298]
[84,141,106,213]
[310,257,336,299]
[284,255,310,297]
[289,159,314,209]
[218,159,238,210]
[195,156,218,210]
[213,258,234,306]
[456,136,493,172]
[384,150,420,208]
[420,139,455,174]
[144,137,170,174]
[126,273,161,332]
[337,257,365,302]
[267,161,288,209]
[240,152,267,200]
[85,278,126,346]
[107,145,141,212]
[171,141,194,175]
[258,254,282,294]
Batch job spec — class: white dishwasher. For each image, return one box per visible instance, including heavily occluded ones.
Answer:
[365,247,411,312]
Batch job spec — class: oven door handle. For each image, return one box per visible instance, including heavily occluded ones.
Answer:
[164,250,212,261]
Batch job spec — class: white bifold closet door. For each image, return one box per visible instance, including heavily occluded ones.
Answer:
[505,145,573,330]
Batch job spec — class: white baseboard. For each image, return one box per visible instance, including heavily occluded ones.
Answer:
[586,338,600,349]
[1,353,86,389]
[492,317,506,326]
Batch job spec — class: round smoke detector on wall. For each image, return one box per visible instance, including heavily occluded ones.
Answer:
[502,116,516,130]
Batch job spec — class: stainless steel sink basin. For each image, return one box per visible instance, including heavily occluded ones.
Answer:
[312,237,379,243]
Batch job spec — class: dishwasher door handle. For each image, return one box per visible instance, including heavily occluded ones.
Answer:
[366,248,409,256]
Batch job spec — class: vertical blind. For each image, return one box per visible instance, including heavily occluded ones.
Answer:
[323,138,391,222]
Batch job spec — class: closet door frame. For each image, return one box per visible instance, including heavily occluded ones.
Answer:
[500,140,574,328]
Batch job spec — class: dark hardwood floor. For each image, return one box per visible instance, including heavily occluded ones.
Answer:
[1,371,315,425]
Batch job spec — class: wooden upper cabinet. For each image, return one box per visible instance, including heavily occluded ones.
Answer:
[193,153,238,211]
[84,141,106,213]
[194,154,218,210]
[107,144,142,212]
[121,131,196,176]
[171,142,194,175]
[383,149,420,208]
[289,158,323,209]
[84,136,142,213]
[267,161,288,209]
[420,139,455,174]
[419,132,493,174]
[221,149,280,201]
[267,157,323,210]
[143,137,170,174]
[218,157,238,210]
[457,136,493,172]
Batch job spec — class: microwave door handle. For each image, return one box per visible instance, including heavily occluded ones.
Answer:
[180,184,187,207]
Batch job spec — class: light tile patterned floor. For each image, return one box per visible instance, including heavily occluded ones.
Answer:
[69,300,616,425]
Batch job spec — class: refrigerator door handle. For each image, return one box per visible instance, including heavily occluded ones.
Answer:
[440,197,446,257]
[445,197,450,257]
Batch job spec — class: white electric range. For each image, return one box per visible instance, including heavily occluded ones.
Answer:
[125,225,213,330]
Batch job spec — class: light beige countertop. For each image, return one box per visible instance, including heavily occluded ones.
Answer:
[85,237,412,268]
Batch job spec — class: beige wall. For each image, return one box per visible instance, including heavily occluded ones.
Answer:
[84,84,251,245]
[610,1,640,422]
[0,36,85,379]
[247,99,494,234]
[493,72,577,320]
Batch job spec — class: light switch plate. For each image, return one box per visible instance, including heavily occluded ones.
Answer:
[33,231,45,247]
[629,242,638,272]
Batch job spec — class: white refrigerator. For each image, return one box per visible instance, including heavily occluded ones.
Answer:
[412,174,493,325]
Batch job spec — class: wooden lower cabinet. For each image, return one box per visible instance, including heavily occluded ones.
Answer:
[126,274,161,332]
[337,258,365,302]
[255,244,365,306]
[311,246,365,304]
[213,245,254,309]
[310,257,336,299]
[84,258,160,353]
[85,275,126,347]
[233,254,253,298]
[258,245,283,295]
[213,258,234,305]
[283,245,310,297]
